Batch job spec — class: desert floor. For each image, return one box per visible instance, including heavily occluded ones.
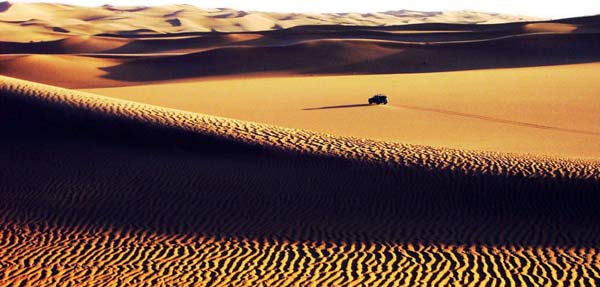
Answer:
[1,3,600,286]
[86,63,600,159]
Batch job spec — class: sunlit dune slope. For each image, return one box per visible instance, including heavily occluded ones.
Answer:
[0,54,128,88]
[2,28,599,89]
[1,76,600,286]
[3,75,599,176]
[0,1,540,41]
[0,33,262,54]
[88,63,600,159]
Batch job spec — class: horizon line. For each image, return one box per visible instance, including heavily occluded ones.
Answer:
[6,1,600,19]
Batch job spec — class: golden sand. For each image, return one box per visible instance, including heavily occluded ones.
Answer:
[1,76,599,286]
[86,63,600,159]
[0,2,538,41]
[1,3,599,285]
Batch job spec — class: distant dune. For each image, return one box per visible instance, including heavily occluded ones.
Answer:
[1,76,599,286]
[1,10,598,159]
[0,13,599,88]
[0,1,540,41]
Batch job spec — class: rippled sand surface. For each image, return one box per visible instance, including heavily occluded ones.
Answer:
[1,76,599,286]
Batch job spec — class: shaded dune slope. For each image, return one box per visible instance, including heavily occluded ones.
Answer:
[2,14,598,54]
[3,31,600,88]
[1,75,599,244]
[1,76,600,286]
[100,32,600,82]
[1,17,600,88]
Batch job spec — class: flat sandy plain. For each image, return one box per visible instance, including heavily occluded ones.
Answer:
[1,2,600,286]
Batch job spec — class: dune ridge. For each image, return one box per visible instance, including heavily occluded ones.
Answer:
[2,75,598,178]
[0,1,540,41]
[96,32,600,83]
[2,20,599,89]
[1,76,600,286]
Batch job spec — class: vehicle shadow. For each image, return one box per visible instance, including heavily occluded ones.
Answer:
[303,103,372,110]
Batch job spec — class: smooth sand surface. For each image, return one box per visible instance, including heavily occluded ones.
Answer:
[1,76,600,286]
[87,63,600,159]
[0,54,128,88]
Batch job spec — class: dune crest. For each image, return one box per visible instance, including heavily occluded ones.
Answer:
[1,76,600,286]
[0,2,541,41]
[2,75,598,178]
[1,17,599,88]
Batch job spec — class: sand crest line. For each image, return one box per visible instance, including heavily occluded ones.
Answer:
[1,75,599,180]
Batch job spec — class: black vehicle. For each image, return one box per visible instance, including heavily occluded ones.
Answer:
[368,94,388,105]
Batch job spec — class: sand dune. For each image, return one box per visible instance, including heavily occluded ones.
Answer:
[93,32,600,83]
[0,33,263,54]
[86,63,600,159]
[4,75,599,174]
[1,4,600,286]
[98,40,402,81]
[1,18,599,88]
[0,54,129,88]
[0,1,540,41]
[1,76,600,286]
[0,35,129,54]
[1,9,597,94]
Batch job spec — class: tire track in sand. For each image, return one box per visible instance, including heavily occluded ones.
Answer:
[383,104,600,137]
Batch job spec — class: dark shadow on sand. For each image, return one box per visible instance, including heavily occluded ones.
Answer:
[0,1,11,12]
[96,32,600,83]
[1,87,600,248]
[304,103,371,110]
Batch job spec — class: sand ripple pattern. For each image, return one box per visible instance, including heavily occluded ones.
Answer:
[1,75,598,180]
[1,221,600,287]
[1,76,600,286]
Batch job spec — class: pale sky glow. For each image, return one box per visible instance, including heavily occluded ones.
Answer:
[12,0,600,19]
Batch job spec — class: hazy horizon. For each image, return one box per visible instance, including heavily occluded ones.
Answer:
[8,0,600,19]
